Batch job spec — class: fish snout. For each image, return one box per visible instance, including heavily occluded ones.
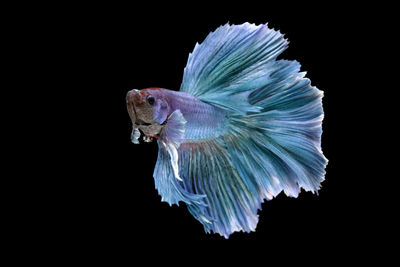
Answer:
[126,89,142,105]
[126,89,141,123]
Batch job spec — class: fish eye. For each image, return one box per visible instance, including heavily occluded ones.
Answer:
[147,96,155,105]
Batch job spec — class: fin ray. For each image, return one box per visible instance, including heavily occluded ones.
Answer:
[151,23,327,238]
[180,23,288,115]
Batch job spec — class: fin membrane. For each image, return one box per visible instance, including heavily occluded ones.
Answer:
[150,23,328,238]
[180,23,288,115]
[177,139,261,238]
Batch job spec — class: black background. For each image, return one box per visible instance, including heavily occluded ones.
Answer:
[35,3,374,251]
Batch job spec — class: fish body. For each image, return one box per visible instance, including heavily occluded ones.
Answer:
[126,23,327,238]
[127,89,227,142]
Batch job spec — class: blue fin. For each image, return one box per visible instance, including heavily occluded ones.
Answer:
[177,139,262,237]
[153,110,206,205]
[222,59,327,199]
[152,23,327,238]
[159,110,186,182]
[154,110,262,236]
[160,109,186,147]
[153,143,206,206]
[180,22,288,115]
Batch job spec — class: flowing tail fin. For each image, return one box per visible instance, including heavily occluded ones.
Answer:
[154,23,327,238]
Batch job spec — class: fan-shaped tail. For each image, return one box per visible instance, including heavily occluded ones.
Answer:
[153,23,327,238]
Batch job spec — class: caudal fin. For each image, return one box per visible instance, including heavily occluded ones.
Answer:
[152,23,327,238]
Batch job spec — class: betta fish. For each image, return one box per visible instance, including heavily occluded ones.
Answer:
[126,23,327,238]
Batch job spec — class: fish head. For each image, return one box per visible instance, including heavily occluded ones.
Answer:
[126,88,171,142]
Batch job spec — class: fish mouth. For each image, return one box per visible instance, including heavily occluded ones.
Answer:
[135,120,152,126]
